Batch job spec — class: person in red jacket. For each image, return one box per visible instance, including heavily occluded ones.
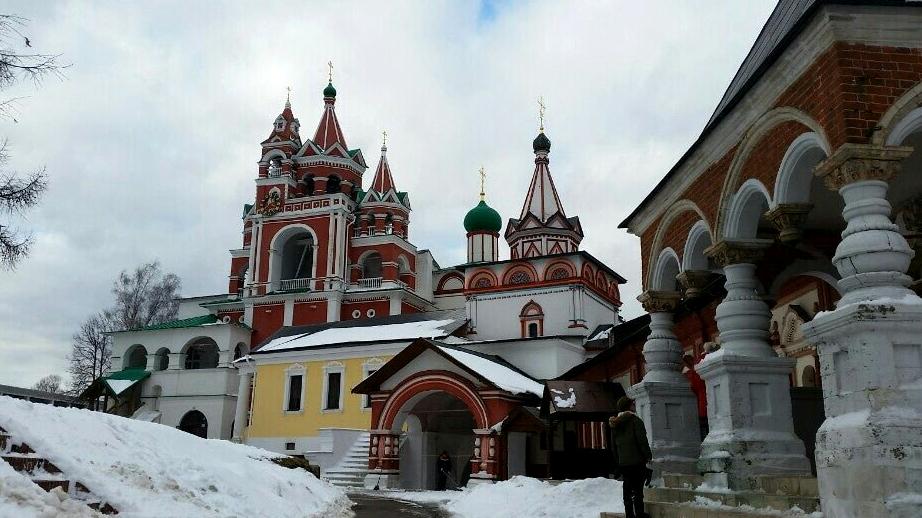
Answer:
[683,353,708,440]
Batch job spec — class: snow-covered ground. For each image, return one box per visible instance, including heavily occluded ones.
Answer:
[0,460,101,518]
[0,397,351,517]
[370,476,625,518]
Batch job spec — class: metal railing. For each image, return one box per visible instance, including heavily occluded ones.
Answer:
[357,277,383,289]
[278,278,314,291]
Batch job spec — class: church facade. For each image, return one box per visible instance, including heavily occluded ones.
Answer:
[106,79,624,489]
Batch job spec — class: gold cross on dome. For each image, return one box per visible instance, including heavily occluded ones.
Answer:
[327,61,334,82]
[538,96,546,131]
[479,166,486,200]
[382,129,387,147]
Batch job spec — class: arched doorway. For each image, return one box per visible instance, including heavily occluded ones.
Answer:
[178,410,208,438]
[392,391,476,490]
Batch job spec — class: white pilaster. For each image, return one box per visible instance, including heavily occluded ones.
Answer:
[803,144,922,518]
[697,240,810,489]
[232,367,254,443]
[627,291,700,478]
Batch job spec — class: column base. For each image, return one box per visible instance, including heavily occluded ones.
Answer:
[697,354,811,490]
[363,471,399,490]
[803,300,922,518]
[465,475,495,488]
[627,380,701,478]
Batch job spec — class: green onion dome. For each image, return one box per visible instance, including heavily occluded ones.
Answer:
[323,81,337,98]
[464,200,503,233]
[533,131,551,153]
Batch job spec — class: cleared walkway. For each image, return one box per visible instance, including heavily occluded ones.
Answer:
[349,492,447,518]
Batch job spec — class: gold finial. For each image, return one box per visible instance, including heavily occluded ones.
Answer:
[479,166,486,201]
[286,86,291,104]
[538,96,546,132]
[327,61,334,83]
[382,129,387,147]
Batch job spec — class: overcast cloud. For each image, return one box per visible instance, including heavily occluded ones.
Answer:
[0,0,776,387]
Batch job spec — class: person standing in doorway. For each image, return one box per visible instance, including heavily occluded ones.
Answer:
[609,396,652,518]
[436,451,452,490]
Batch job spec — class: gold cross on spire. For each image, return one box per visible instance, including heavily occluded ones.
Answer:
[538,96,546,132]
[382,129,387,147]
[286,86,291,104]
[479,166,486,201]
[327,61,334,83]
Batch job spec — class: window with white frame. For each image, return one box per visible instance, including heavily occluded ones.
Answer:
[322,362,345,411]
[283,364,305,413]
[362,359,384,409]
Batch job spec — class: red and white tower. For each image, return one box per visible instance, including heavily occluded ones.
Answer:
[505,128,583,258]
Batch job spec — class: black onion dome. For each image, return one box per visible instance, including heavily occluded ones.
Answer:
[533,131,551,153]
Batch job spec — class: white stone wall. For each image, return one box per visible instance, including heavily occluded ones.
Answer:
[463,337,585,380]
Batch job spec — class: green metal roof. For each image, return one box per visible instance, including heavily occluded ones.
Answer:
[464,200,503,232]
[243,203,253,218]
[105,368,151,382]
[140,314,218,330]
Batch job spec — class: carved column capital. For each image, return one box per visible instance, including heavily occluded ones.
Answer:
[815,144,913,191]
[637,290,683,313]
[765,203,813,243]
[677,270,714,299]
[704,239,772,268]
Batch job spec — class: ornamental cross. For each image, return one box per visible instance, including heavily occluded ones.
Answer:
[286,86,291,103]
[327,61,334,82]
[382,129,387,147]
[479,166,486,200]
[538,96,546,131]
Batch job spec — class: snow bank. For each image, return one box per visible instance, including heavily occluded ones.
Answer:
[388,477,624,518]
[0,461,101,518]
[0,397,351,517]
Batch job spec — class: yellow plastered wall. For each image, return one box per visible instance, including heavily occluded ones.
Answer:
[247,355,391,438]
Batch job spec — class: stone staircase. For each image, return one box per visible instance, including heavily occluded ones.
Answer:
[0,425,117,514]
[600,473,820,518]
[322,432,371,488]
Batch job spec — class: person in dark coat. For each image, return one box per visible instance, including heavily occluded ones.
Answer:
[436,451,452,490]
[609,396,652,518]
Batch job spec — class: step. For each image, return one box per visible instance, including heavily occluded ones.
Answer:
[644,487,819,514]
[0,433,9,451]
[2,454,62,474]
[33,478,70,492]
[644,500,819,518]
[10,442,35,455]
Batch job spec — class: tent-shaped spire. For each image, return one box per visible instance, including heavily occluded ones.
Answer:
[262,91,300,144]
[518,131,566,222]
[369,135,396,193]
[311,81,348,151]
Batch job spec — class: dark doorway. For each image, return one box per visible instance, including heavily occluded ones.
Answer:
[179,410,208,438]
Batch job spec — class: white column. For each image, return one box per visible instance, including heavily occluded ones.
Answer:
[697,240,810,489]
[627,291,700,478]
[231,367,254,443]
[803,144,922,518]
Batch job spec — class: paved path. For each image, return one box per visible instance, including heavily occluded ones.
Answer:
[349,492,447,518]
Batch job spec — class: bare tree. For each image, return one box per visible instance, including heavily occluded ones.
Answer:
[32,374,63,394]
[68,261,181,393]
[0,14,65,269]
[68,312,113,394]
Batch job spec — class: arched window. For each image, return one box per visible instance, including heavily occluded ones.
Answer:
[362,252,383,279]
[233,343,248,361]
[178,410,208,438]
[154,347,170,371]
[184,338,219,370]
[327,175,342,194]
[125,345,148,370]
[520,301,544,338]
[268,158,282,177]
[280,232,314,281]
[385,213,394,235]
[304,175,315,196]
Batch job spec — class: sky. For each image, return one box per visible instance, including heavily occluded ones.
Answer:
[0,0,777,387]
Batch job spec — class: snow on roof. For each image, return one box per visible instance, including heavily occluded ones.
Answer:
[551,387,577,409]
[260,319,458,352]
[0,396,350,517]
[104,379,137,396]
[436,346,544,397]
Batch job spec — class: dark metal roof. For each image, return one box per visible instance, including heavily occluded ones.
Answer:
[619,0,920,230]
[540,380,627,420]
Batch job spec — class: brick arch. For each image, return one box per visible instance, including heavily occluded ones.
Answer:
[502,262,539,285]
[645,200,712,290]
[581,262,595,281]
[468,269,498,289]
[437,271,465,292]
[716,107,830,239]
[377,371,489,431]
[543,260,576,281]
[876,81,922,146]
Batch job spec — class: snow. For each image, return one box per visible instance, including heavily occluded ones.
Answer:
[552,387,577,408]
[382,477,625,518]
[0,461,101,518]
[260,319,457,352]
[589,326,612,341]
[436,346,545,396]
[0,397,351,517]
[104,379,137,395]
